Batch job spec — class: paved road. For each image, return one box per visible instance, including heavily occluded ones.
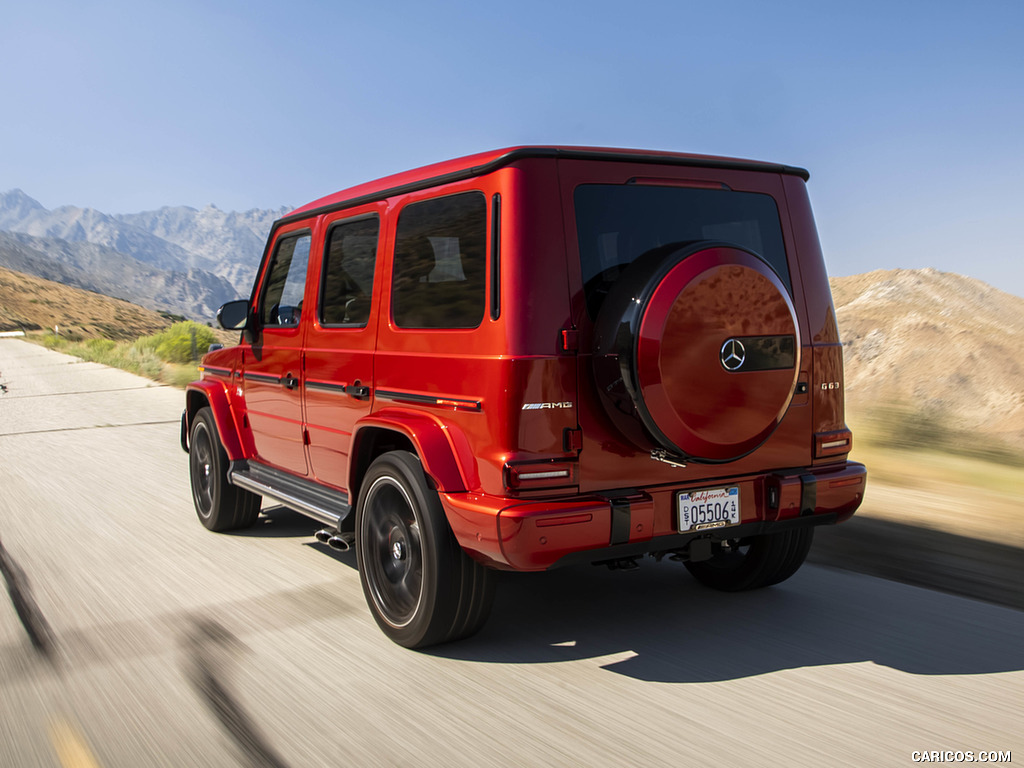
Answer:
[1,338,1020,767]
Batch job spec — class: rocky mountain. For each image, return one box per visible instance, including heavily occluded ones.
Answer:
[0,190,288,296]
[116,204,288,294]
[0,189,192,270]
[831,268,1024,445]
[0,189,289,319]
[0,230,236,321]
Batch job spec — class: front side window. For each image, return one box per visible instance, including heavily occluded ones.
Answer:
[320,217,379,327]
[575,185,790,318]
[391,192,486,329]
[260,233,311,327]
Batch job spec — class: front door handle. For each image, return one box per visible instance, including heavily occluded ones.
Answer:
[281,373,299,390]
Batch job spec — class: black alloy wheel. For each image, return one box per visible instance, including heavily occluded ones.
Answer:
[188,407,259,532]
[356,451,496,649]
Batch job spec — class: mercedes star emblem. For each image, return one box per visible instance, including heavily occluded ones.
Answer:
[720,338,746,371]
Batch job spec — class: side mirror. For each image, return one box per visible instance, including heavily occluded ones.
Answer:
[217,299,251,331]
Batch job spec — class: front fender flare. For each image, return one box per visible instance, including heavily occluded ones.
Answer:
[184,380,245,461]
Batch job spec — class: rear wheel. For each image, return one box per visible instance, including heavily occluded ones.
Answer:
[189,407,260,532]
[356,451,495,649]
[684,527,813,591]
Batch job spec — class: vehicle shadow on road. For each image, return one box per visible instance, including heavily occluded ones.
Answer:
[432,560,1024,683]
[808,516,1024,611]
[228,505,359,566]
[228,506,325,540]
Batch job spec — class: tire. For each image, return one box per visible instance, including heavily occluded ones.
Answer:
[684,527,814,592]
[189,407,260,532]
[592,241,799,462]
[356,451,495,649]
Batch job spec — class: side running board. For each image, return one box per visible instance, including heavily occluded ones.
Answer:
[228,461,351,528]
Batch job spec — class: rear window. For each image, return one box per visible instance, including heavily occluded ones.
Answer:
[320,216,379,327]
[575,184,790,318]
[391,192,486,329]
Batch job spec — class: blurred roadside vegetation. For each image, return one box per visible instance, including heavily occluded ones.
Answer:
[29,321,222,388]
[848,404,1024,497]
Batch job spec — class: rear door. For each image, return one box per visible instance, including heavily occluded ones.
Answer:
[302,204,386,490]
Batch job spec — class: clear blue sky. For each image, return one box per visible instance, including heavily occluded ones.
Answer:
[1,0,1022,295]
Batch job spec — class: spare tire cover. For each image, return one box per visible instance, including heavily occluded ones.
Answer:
[592,242,799,462]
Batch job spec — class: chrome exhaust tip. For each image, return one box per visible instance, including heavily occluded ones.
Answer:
[314,529,332,544]
[327,534,353,552]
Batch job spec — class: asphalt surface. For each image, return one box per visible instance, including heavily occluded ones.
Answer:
[1,338,1021,767]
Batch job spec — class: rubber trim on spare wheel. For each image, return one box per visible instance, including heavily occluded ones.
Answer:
[592,241,800,463]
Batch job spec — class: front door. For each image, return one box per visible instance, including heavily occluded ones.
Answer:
[244,227,313,475]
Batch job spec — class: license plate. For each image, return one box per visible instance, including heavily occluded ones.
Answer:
[678,486,740,532]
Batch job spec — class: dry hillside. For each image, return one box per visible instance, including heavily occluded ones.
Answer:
[0,265,173,339]
[831,268,1024,444]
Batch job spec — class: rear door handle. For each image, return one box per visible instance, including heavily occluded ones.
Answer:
[281,373,300,390]
[345,383,370,400]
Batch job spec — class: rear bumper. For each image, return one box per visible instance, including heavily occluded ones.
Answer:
[440,461,866,571]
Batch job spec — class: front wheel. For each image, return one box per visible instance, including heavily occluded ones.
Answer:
[356,451,495,649]
[189,407,259,532]
[684,527,813,591]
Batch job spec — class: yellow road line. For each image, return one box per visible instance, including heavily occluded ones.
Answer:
[49,718,101,768]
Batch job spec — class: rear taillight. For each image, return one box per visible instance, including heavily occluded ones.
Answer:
[815,429,853,458]
[504,460,578,491]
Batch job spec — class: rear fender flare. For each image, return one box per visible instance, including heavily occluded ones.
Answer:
[351,409,478,497]
[184,381,245,461]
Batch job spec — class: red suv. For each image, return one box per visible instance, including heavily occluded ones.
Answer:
[182,147,866,648]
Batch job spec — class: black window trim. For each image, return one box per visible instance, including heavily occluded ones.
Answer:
[317,212,381,330]
[490,193,501,321]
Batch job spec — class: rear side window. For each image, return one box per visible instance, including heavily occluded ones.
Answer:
[320,216,379,327]
[260,233,311,327]
[575,185,790,318]
[391,192,486,329]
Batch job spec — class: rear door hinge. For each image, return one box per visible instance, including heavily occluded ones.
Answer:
[563,427,583,452]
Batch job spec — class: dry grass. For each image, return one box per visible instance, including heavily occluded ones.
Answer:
[847,409,1024,547]
[0,264,173,339]
[29,330,202,389]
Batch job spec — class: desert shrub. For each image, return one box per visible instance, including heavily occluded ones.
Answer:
[85,338,116,355]
[40,333,67,350]
[131,334,160,354]
[120,345,164,378]
[859,404,1024,467]
[148,321,218,364]
[163,363,203,388]
[28,326,206,388]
